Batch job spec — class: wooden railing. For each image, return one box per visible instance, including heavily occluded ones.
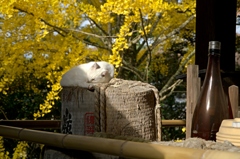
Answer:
[0,119,185,129]
[0,120,61,129]
[0,125,239,159]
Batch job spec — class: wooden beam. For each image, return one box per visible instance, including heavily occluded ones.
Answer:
[195,0,237,71]
[0,120,61,129]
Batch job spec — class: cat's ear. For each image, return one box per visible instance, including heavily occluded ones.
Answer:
[91,62,101,70]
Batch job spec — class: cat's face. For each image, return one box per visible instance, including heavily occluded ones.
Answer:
[88,62,111,83]
[88,69,111,83]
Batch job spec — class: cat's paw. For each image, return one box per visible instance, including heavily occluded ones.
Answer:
[88,85,95,92]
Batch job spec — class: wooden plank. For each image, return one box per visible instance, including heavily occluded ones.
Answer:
[229,85,239,118]
[186,65,200,139]
[0,120,61,129]
[161,120,186,127]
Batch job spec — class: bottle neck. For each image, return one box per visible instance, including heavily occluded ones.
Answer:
[208,49,220,56]
[205,52,221,78]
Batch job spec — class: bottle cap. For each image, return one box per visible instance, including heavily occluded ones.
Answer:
[209,41,221,50]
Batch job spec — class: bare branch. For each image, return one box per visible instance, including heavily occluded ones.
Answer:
[128,34,142,46]
[159,79,183,101]
[137,14,195,66]
[0,107,8,120]
[137,13,162,53]
[107,22,113,49]
[87,16,109,36]
[87,18,105,43]
[139,9,152,82]
[83,38,111,50]
[159,49,195,98]
[13,6,113,50]
[149,13,162,35]
[122,60,144,81]
[69,29,117,38]
[122,66,145,81]
[153,14,195,47]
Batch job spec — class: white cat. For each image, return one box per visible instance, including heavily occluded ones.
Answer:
[60,61,114,89]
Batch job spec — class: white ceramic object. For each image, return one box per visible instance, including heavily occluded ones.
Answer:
[216,118,240,147]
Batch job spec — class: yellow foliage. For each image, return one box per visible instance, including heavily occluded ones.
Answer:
[0,0,195,157]
[180,45,195,72]
[182,127,186,133]
[0,0,196,118]
[0,5,96,118]
[151,53,169,76]
[0,137,10,159]
[12,141,28,159]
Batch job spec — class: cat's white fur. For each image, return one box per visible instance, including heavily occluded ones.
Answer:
[60,61,114,89]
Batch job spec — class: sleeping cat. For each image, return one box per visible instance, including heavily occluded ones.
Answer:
[60,61,114,89]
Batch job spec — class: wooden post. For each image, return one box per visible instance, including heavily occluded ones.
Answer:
[229,85,239,118]
[186,65,200,139]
